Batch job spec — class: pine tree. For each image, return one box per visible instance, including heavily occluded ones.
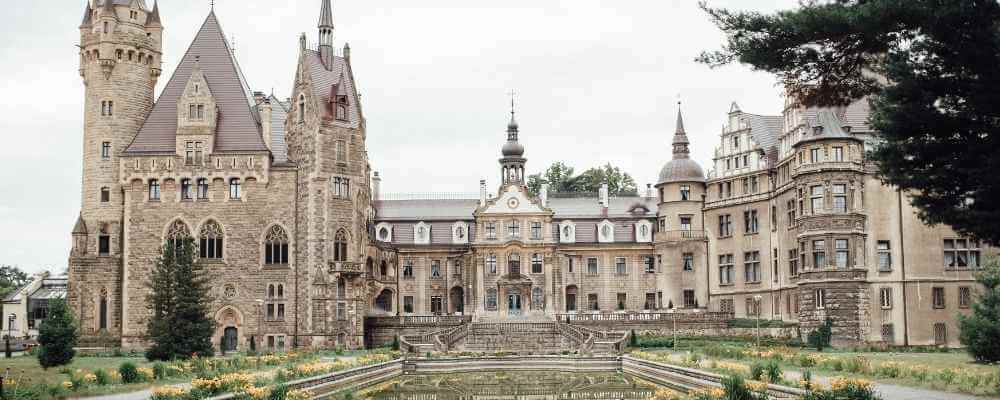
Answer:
[37,299,78,369]
[698,0,1000,245]
[959,258,1000,363]
[145,238,214,360]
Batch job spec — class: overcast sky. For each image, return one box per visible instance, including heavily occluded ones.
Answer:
[0,0,798,274]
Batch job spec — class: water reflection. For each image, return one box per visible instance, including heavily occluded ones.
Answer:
[347,371,659,400]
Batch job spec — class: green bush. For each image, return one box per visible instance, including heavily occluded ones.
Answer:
[795,353,816,367]
[153,362,168,380]
[37,299,78,369]
[119,362,141,384]
[391,336,400,351]
[720,374,761,400]
[94,368,112,385]
[629,330,639,347]
[844,356,870,374]
[807,319,833,352]
[765,360,782,383]
[750,361,765,380]
[959,258,1000,363]
[636,335,674,348]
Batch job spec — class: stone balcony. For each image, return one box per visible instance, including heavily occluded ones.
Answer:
[328,261,363,276]
[656,230,708,243]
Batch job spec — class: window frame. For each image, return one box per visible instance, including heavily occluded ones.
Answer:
[587,257,599,275]
[615,257,627,275]
[148,179,161,201]
[718,254,734,286]
[229,178,241,200]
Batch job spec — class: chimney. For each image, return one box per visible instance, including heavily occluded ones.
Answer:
[599,183,609,209]
[645,183,653,198]
[261,98,273,151]
[480,180,487,207]
[372,172,381,201]
[540,183,549,207]
[299,33,307,53]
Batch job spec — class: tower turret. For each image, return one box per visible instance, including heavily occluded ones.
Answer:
[499,97,526,186]
[318,0,335,69]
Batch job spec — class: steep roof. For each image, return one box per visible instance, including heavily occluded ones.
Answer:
[125,11,267,154]
[374,196,657,222]
[267,95,290,163]
[741,113,784,165]
[303,49,362,129]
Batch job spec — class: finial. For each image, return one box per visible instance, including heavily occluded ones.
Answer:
[507,89,516,118]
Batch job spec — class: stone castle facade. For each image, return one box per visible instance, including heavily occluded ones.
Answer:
[68,0,988,352]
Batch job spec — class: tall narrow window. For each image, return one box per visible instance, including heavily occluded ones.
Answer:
[810,185,824,213]
[832,147,844,162]
[646,255,657,273]
[616,293,627,310]
[719,254,734,285]
[743,251,760,283]
[264,225,289,265]
[933,287,945,309]
[98,235,111,256]
[298,95,305,123]
[682,253,694,271]
[788,249,799,276]
[815,289,826,309]
[718,214,732,237]
[402,259,413,278]
[486,253,497,274]
[508,220,520,238]
[680,185,690,201]
[615,257,627,275]
[959,287,971,308]
[337,278,346,298]
[832,184,848,213]
[587,257,599,275]
[486,289,498,311]
[486,222,497,240]
[229,178,241,199]
[589,294,600,311]
[180,179,193,200]
[199,220,224,259]
[530,222,542,240]
[813,240,826,269]
[101,142,111,159]
[835,239,849,268]
[531,253,543,274]
[508,253,521,276]
[99,294,108,330]
[680,216,692,231]
[744,210,758,234]
[337,302,346,320]
[197,178,209,200]
[880,287,893,309]
[148,179,160,201]
[334,231,348,262]
[877,241,892,271]
[335,140,346,162]
[810,148,821,163]
[404,296,415,313]
[431,260,441,278]
[100,187,110,203]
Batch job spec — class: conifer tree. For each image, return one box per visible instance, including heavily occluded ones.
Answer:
[145,238,214,360]
[37,299,78,369]
[959,258,1000,362]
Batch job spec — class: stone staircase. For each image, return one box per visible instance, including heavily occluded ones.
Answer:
[400,317,627,354]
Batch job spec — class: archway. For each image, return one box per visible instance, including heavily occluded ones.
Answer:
[366,257,374,275]
[450,286,465,314]
[374,288,393,313]
[223,327,238,353]
[565,285,578,312]
[213,306,244,354]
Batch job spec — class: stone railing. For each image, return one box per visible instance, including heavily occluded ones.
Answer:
[438,323,470,349]
[209,359,403,400]
[656,230,708,242]
[366,314,472,327]
[556,311,731,324]
[622,356,805,399]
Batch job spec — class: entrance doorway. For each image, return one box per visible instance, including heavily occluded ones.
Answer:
[222,327,238,353]
[566,285,578,312]
[507,292,522,315]
[450,287,465,314]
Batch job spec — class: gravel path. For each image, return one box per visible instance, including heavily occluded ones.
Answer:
[783,370,986,400]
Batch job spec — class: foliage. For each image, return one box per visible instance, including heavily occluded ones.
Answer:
[764,360,782,383]
[146,238,215,361]
[959,258,1000,362]
[720,374,766,400]
[630,330,639,347]
[727,319,797,329]
[391,335,400,351]
[0,264,30,299]
[807,319,832,352]
[37,299,78,369]
[119,362,141,384]
[527,162,638,196]
[634,334,674,349]
[802,377,881,400]
[698,0,1000,244]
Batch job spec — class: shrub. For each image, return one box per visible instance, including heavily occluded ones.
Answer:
[630,330,639,347]
[959,258,1000,363]
[795,353,816,368]
[119,362,141,384]
[937,368,958,385]
[153,362,168,380]
[844,356,870,374]
[94,368,112,385]
[765,360,782,383]
[391,336,400,351]
[874,362,901,378]
[807,319,833,352]
[37,299,79,369]
[720,374,759,400]
[750,361,765,380]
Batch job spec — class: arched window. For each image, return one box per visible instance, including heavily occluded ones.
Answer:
[99,288,108,330]
[148,179,160,200]
[298,95,306,123]
[165,220,191,253]
[268,284,275,298]
[199,220,224,259]
[486,288,498,311]
[337,277,346,298]
[336,102,348,121]
[334,230,348,262]
[264,225,289,265]
[229,178,241,199]
[277,284,284,298]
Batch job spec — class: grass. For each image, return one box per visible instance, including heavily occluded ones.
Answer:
[1,355,152,387]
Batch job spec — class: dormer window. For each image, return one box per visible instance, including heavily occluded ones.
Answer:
[185,141,204,165]
[188,104,205,120]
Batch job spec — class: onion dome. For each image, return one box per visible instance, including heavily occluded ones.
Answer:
[502,114,524,157]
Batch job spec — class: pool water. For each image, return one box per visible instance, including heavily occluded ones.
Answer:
[340,371,663,399]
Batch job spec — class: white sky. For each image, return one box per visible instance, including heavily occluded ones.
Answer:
[0,0,798,274]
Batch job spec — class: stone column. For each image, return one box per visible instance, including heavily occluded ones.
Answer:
[476,255,486,314]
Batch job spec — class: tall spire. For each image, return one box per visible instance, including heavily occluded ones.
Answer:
[81,1,94,27]
[672,101,691,159]
[147,0,162,27]
[101,0,115,14]
[317,0,335,69]
[507,90,518,141]
[318,0,334,29]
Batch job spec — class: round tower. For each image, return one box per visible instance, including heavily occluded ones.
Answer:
[76,0,162,254]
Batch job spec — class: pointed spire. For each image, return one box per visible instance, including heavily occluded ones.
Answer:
[672,101,691,159]
[146,0,161,27]
[507,92,518,137]
[72,214,88,235]
[318,0,334,28]
[81,0,94,26]
[102,0,115,14]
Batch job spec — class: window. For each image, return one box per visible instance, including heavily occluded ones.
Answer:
[188,104,205,120]
[430,260,441,278]
[98,235,111,255]
[508,220,520,238]
[264,225,289,265]
[508,253,521,275]
[486,289,497,311]
[530,222,542,240]
[815,289,826,309]
[430,296,443,314]
[197,178,209,200]
[932,287,945,309]
[800,242,808,270]
[100,187,110,203]
[879,287,893,309]
[297,95,305,123]
[486,222,496,240]
[944,239,981,269]
[101,100,114,116]
[810,148,820,163]
[229,178,241,199]
[148,179,160,201]
[101,142,111,159]
[718,214,732,237]
[645,255,657,273]
[616,293,627,310]
[402,259,413,278]
[959,287,971,308]
[719,254,734,285]
[180,179,193,200]
[743,210,758,234]
[644,293,656,310]
[743,154,749,167]
[333,177,350,198]
[832,184,847,213]
[588,294,599,311]
[813,240,826,269]
[403,296,414,313]
[608,257,624,275]
[746,297,760,316]
[199,221,224,259]
[683,290,696,308]
[336,302,346,320]
[750,176,758,193]
[934,323,947,345]
[881,324,894,342]
[877,241,891,271]
[680,216,692,231]
[788,249,799,276]
[742,178,749,194]
[334,231,348,262]
[587,257,599,275]
[733,136,740,150]
[786,199,796,223]
[832,146,844,162]
[810,185,824,213]
[335,140,346,162]
[486,254,497,274]
[680,185,690,201]
[336,103,348,121]
[743,251,760,283]
[531,253,543,274]
[183,141,203,165]
[720,299,734,313]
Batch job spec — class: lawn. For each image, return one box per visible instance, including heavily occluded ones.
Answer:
[2,354,151,386]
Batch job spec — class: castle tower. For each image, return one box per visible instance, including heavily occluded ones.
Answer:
[654,102,708,310]
[499,101,526,186]
[71,0,163,342]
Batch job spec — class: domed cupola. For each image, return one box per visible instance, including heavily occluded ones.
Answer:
[657,102,706,185]
[499,98,527,185]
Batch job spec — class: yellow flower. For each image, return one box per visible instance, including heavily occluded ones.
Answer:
[746,381,769,392]
[62,381,74,389]
[137,367,156,381]
[84,373,98,383]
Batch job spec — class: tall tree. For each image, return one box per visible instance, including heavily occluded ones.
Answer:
[145,238,214,361]
[528,162,638,196]
[698,0,1000,244]
[0,265,29,298]
[959,258,1000,363]
[37,299,77,369]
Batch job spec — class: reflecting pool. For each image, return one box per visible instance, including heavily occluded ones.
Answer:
[336,371,663,399]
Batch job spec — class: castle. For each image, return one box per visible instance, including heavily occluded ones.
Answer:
[68,0,988,352]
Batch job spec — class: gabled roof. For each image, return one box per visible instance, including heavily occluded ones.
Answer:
[80,1,93,26]
[303,49,362,129]
[741,113,783,165]
[267,95,290,164]
[125,11,267,154]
